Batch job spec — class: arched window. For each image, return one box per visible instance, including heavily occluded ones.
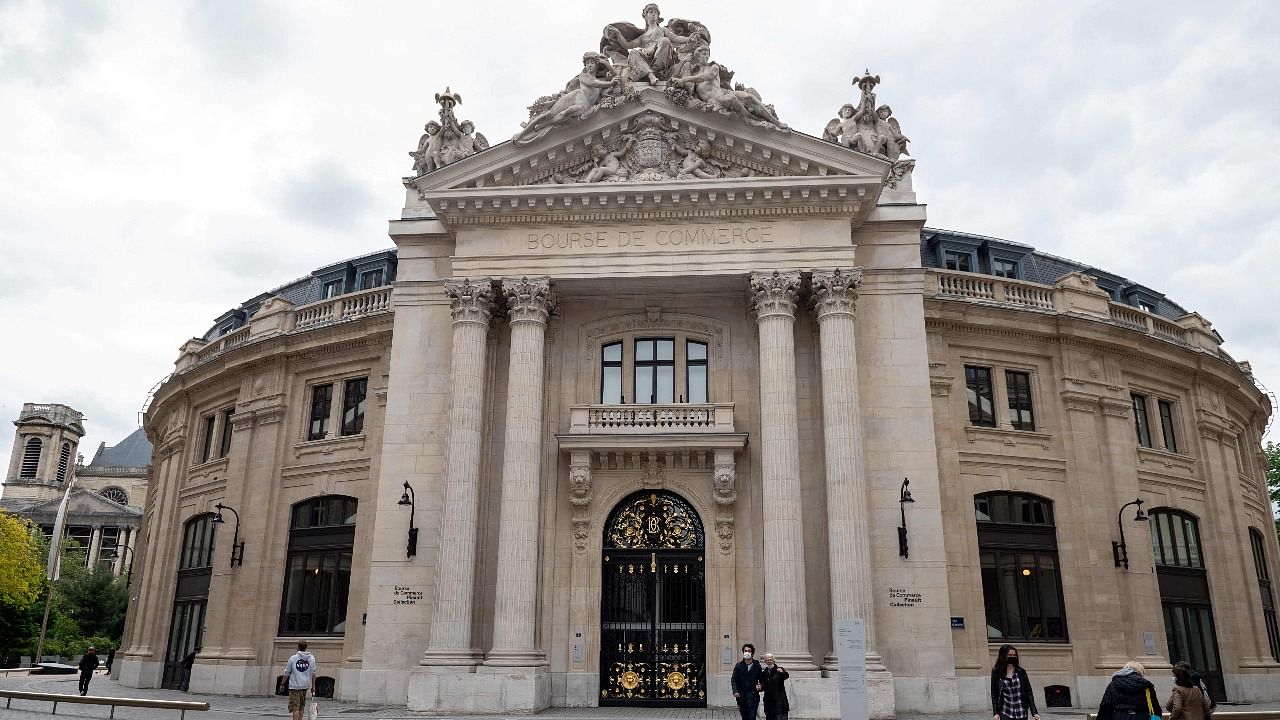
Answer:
[100,487,130,506]
[1148,508,1203,568]
[279,496,357,636]
[179,514,218,570]
[975,492,1068,642]
[20,437,42,478]
[1249,528,1280,662]
[56,442,72,483]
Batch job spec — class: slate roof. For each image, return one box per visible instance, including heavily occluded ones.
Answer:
[85,427,152,470]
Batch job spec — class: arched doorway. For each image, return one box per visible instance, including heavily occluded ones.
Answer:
[599,490,706,707]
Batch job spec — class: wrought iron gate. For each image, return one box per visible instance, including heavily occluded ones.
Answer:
[600,491,706,707]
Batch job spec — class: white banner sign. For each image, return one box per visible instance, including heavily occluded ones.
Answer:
[836,619,869,720]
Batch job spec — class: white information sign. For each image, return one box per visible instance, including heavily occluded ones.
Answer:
[836,619,869,720]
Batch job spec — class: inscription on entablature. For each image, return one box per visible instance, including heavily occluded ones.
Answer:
[457,217,850,258]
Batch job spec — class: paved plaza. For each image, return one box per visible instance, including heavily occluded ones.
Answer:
[5,672,1278,720]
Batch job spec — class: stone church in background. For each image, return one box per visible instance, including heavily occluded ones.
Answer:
[1,402,149,577]
[113,5,1279,717]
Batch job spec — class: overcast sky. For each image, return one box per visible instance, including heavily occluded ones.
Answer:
[1,0,1278,476]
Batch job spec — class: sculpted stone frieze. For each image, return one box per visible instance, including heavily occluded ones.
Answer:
[408,87,489,176]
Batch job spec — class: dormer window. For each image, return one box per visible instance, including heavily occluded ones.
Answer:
[944,250,973,272]
[992,259,1019,279]
[323,279,344,299]
[358,269,384,289]
[1138,300,1155,313]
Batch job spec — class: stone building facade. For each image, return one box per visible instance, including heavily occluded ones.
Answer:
[115,8,1280,717]
[1,404,147,577]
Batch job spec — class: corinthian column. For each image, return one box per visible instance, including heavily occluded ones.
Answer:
[422,278,494,669]
[749,270,816,671]
[812,268,886,673]
[485,277,554,667]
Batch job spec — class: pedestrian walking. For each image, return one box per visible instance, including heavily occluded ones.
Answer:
[760,653,790,720]
[281,640,317,720]
[731,643,763,720]
[1098,661,1161,720]
[104,648,115,674]
[991,644,1039,720]
[1166,662,1211,720]
[77,646,99,696]
[179,648,199,691]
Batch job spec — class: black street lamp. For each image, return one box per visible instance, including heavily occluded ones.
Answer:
[106,545,134,587]
[1111,498,1148,569]
[898,478,915,558]
[211,502,246,567]
[398,482,418,558]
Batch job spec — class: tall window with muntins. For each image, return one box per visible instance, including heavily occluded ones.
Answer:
[687,340,708,404]
[199,415,217,463]
[1158,400,1178,453]
[180,514,218,570]
[634,338,675,404]
[279,496,357,636]
[1005,370,1035,431]
[944,250,972,272]
[218,408,234,458]
[975,492,1068,642]
[1249,528,1280,661]
[965,366,996,427]
[341,378,368,436]
[1132,393,1153,448]
[56,442,72,483]
[1149,509,1203,568]
[20,437,42,479]
[98,526,120,570]
[601,342,623,403]
[308,384,333,441]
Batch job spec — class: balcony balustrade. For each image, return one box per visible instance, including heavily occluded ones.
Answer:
[567,403,736,435]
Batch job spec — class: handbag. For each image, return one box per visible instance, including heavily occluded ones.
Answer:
[276,676,289,696]
[1146,687,1160,720]
[308,700,319,720]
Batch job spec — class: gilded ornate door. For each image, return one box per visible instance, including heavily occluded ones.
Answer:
[600,491,706,707]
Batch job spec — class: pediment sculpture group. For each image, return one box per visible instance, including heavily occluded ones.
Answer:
[407,3,913,185]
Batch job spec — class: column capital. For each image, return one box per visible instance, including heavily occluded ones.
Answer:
[811,268,863,320]
[749,270,801,321]
[444,277,495,326]
[501,276,554,325]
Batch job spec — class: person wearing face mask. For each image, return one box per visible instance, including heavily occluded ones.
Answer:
[991,644,1040,720]
[759,653,790,720]
[731,643,763,720]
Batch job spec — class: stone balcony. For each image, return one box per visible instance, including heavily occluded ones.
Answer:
[926,269,1236,361]
[558,403,747,453]
[173,286,394,374]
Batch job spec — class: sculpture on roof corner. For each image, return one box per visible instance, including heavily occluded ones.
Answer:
[408,87,489,176]
[513,4,787,147]
[823,70,914,188]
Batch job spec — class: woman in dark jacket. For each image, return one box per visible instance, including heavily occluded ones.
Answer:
[760,653,790,720]
[992,644,1040,720]
[1098,661,1161,720]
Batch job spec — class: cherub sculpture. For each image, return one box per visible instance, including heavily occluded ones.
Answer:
[601,4,705,85]
[670,137,720,179]
[409,121,444,175]
[583,137,635,183]
[822,104,858,149]
[823,70,910,160]
[874,104,909,160]
[442,119,489,165]
[515,52,623,146]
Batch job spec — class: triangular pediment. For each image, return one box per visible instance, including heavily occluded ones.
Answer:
[18,488,141,520]
[410,88,890,193]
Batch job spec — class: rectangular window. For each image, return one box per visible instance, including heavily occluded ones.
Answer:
[1005,370,1035,431]
[308,384,333,441]
[1138,301,1156,313]
[1250,529,1280,662]
[1132,393,1152,447]
[993,259,1019,279]
[601,342,623,404]
[965,366,995,427]
[944,250,972,272]
[634,338,675,404]
[278,549,353,636]
[322,279,344,299]
[687,340,708,403]
[218,408,234,458]
[1158,400,1178,453]
[199,415,216,463]
[358,269,383,289]
[341,377,368,436]
[980,549,1067,642]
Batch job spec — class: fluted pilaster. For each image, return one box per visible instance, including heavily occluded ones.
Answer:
[423,278,495,668]
[486,277,554,667]
[812,268,885,673]
[749,270,815,670]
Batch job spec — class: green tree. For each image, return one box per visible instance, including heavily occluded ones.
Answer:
[54,560,129,645]
[1265,441,1279,540]
[0,512,45,666]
